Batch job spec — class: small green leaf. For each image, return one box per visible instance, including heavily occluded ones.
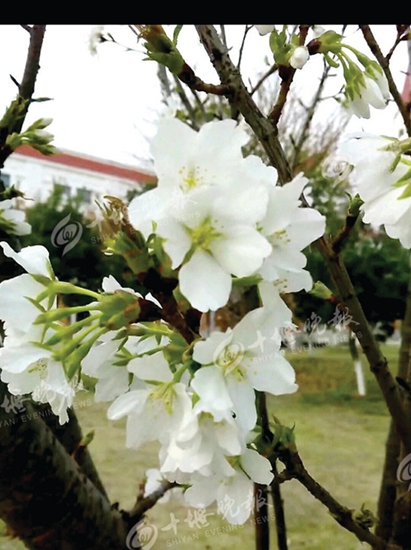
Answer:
[172,25,183,46]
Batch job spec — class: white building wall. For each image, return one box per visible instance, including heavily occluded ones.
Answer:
[1,150,153,209]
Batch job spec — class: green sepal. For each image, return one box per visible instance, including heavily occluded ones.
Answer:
[269,26,290,66]
[348,193,364,216]
[172,25,183,46]
[80,430,95,447]
[24,296,46,314]
[31,274,53,287]
[310,281,333,301]
[232,274,262,288]
[99,290,141,330]
[392,168,411,199]
[64,335,101,381]
[0,185,26,200]
[316,30,343,55]
[272,416,297,452]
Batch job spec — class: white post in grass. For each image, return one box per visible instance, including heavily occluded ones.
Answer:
[349,332,366,396]
[354,358,366,396]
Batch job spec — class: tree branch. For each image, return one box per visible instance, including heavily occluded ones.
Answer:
[268,25,310,126]
[374,420,400,547]
[254,392,272,550]
[317,236,411,454]
[359,25,411,137]
[254,483,270,550]
[271,460,288,550]
[195,25,293,184]
[0,24,46,168]
[18,25,46,106]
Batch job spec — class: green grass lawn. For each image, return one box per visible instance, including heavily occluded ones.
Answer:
[0,343,401,549]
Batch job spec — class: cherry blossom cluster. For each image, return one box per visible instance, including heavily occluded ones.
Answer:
[338,133,411,249]
[0,115,327,523]
[255,25,390,119]
[0,242,294,521]
[128,117,325,312]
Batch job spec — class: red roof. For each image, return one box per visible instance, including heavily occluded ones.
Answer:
[14,144,156,184]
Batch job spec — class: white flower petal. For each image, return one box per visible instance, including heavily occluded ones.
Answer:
[246,352,298,395]
[0,242,52,277]
[128,352,173,382]
[0,274,46,332]
[0,344,51,374]
[191,366,233,415]
[241,448,273,485]
[211,226,272,277]
[107,390,148,420]
[179,250,232,312]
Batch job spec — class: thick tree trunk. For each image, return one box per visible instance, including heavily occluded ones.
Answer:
[378,253,411,548]
[0,381,129,550]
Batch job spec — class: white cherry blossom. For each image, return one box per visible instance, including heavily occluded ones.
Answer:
[258,173,326,292]
[0,199,31,236]
[338,133,411,248]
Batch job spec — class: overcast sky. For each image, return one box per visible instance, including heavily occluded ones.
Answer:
[0,25,409,170]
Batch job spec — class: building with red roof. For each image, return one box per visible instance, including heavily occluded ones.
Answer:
[1,145,156,209]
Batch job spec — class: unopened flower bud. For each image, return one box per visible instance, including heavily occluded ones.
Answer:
[254,25,275,36]
[289,46,309,69]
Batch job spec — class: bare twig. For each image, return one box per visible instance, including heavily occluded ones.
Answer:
[172,74,200,130]
[256,392,287,550]
[219,25,227,52]
[373,253,411,548]
[359,25,411,136]
[271,461,289,550]
[255,394,271,550]
[254,484,270,550]
[237,25,252,70]
[128,24,139,38]
[18,25,46,118]
[0,25,46,168]
[291,59,332,167]
[38,404,108,499]
[331,204,362,254]
[386,25,409,63]
[251,64,278,97]
[276,446,401,550]
[129,480,178,521]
